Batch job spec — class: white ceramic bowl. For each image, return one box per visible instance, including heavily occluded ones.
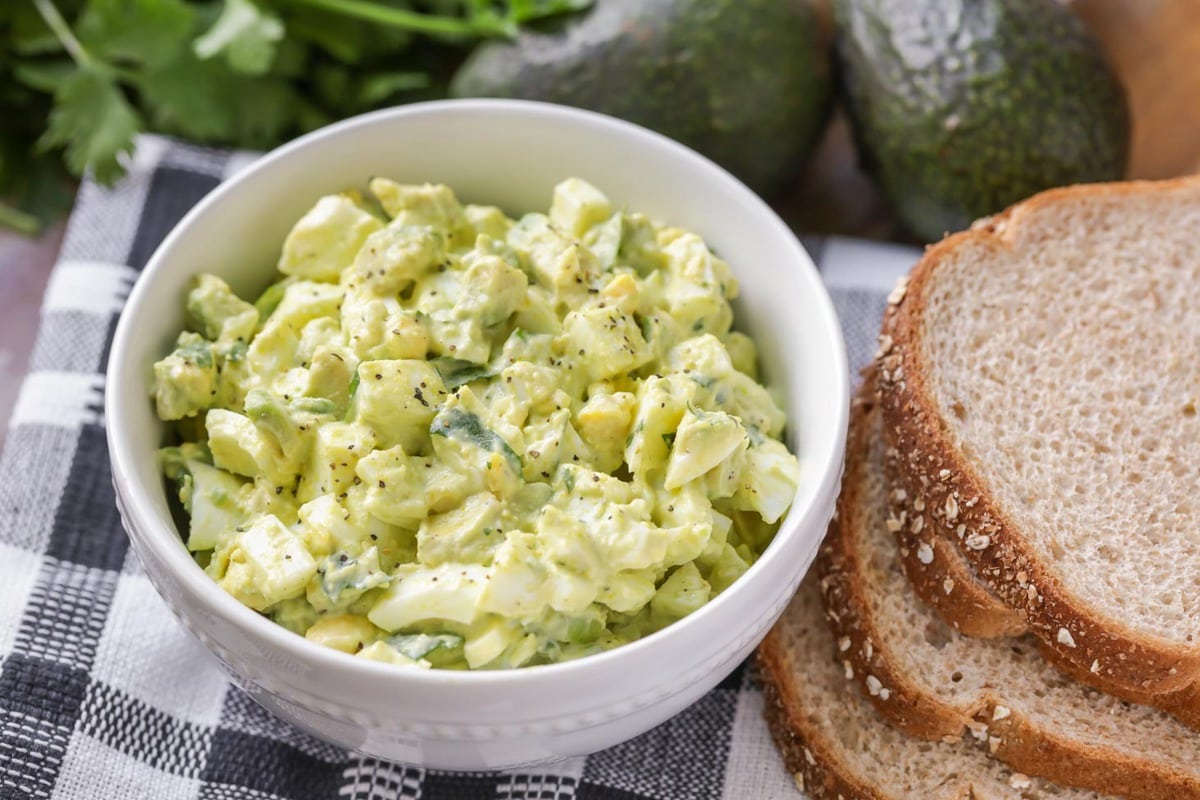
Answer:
[106,99,848,770]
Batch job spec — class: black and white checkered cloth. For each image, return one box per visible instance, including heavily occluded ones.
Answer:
[0,136,917,800]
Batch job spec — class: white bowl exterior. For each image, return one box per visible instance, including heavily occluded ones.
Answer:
[107,100,848,769]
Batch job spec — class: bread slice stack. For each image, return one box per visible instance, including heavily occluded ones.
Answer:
[758,178,1200,799]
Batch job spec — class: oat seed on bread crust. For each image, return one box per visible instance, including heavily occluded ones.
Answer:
[818,378,1200,799]
[878,176,1200,698]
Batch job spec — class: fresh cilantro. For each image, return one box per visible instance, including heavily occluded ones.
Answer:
[39,67,140,185]
[1,0,593,232]
[76,0,195,69]
[193,0,283,76]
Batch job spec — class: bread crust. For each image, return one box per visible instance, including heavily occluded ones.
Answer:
[823,379,1200,798]
[819,382,979,740]
[756,637,881,800]
[881,439,1027,639]
[877,177,1200,697]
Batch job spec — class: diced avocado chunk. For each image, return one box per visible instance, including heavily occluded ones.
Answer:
[558,305,651,383]
[355,359,447,452]
[703,542,751,595]
[460,252,528,327]
[296,421,374,504]
[723,331,759,378]
[651,562,710,621]
[186,274,258,343]
[278,194,382,281]
[349,224,443,296]
[369,179,466,233]
[417,491,503,567]
[549,177,612,239]
[575,390,637,474]
[731,438,800,524]
[153,332,218,420]
[355,446,429,528]
[243,389,332,472]
[205,408,295,487]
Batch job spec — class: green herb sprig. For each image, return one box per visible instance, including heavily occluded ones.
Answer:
[0,0,588,233]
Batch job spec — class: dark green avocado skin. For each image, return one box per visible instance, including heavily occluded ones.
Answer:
[833,0,1130,241]
[450,0,833,198]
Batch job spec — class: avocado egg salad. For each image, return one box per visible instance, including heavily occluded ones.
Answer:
[152,177,801,670]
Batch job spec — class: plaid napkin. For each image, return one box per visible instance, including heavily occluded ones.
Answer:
[0,136,917,800]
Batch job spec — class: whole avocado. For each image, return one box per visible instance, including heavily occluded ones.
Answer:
[450,0,832,198]
[833,0,1130,241]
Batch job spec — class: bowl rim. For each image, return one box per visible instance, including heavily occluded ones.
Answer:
[106,98,849,688]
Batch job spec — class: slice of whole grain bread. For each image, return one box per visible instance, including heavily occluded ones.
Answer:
[757,577,1106,800]
[877,177,1200,696]
[819,381,1200,798]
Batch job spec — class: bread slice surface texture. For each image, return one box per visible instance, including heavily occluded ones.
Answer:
[878,177,1200,694]
[758,576,1107,800]
[821,382,1200,799]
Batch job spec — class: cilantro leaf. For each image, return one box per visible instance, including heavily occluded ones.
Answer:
[136,52,238,141]
[39,67,140,185]
[13,60,76,92]
[194,0,284,76]
[76,0,196,69]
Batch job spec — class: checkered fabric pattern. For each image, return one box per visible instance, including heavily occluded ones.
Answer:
[0,136,917,800]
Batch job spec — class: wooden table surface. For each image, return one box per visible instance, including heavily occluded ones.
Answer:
[1,0,1197,451]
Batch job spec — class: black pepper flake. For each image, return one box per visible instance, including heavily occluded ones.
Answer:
[339,554,348,563]
[370,534,378,540]
[275,486,283,495]
[375,373,382,380]
[414,387,429,407]
[592,474,600,482]
[353,476,361,485]
[378,480,386,488]
[540,471,550,478]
